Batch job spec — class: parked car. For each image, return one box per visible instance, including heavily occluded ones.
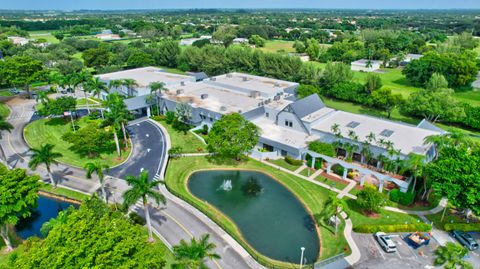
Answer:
[451,230,479,251]
[374,232,397,253]
[9,88,20,95]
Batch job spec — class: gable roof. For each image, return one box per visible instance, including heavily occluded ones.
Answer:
[123,95,149,110]
[289,94,325,119]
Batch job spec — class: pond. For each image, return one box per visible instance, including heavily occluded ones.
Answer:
[188,170,320,264]
[16,195,77,239]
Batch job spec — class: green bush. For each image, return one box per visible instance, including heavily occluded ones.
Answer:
[305,154,322,169]
[390,189,400,203]
[354,223,432,233]
[151,115,165,121]
[444,223,480,232]
[285,156,303,166]
[332,165,345,177]
[308,141,335,157]
[399,192,416,206]
[128,212,146,226]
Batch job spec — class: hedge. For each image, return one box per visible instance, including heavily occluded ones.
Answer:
[285,156,303,166]
[353,223,432,233]
[444,223,480,232]
[389,189,415,206]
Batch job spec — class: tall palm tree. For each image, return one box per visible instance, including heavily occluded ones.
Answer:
[78,71,93,113]
[173,234,221,269]
[84,161,110,202]
[322,195,346,235]
[28,143,63,186]
[0,118,14,165]
[400,153,425,194]
[103,103,123,157]
[122,171,166,242]
[87,77,108,100]
[122,79,138,97]
[48,72,63,93]
[149,82,166,115]
[434,242,472,269]
[108,79,124,92]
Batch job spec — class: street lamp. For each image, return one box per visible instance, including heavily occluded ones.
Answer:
[299,247,305,269]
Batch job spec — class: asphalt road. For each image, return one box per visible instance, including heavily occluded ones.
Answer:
[1,96,264,269]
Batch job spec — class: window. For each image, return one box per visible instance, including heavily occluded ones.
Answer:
[265,112,269,118]
[380,129,394,137]
[346,121,360,128]
[284,120,293,127]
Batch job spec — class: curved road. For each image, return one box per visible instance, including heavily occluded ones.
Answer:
[1,97,263,269]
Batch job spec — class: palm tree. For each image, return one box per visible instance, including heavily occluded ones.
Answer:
[35,90,49,104]
[434,242,472,269]
[173,234,221,269]
[366,132,376,144]
[108,79,124,92]
[47,72,63,93]
[84,161,110,202]
[122,171,166,242]
[87,77,108,100]
[322,195,346,235]
[176,102,192,123]
[122,79,138,97]
[78,71,93,113]
[105,93,131,153]
[400,153,425,194]
[149,81,166,115]
[0,118,14,165]
[28,144,63,186]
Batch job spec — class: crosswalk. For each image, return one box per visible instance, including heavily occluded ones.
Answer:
[153,173,161,181]
[7,112,34,120]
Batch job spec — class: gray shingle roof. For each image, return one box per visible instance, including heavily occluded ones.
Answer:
[123,95,149,110]
[289,94,325,119]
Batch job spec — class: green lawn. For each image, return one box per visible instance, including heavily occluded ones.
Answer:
[267,158,302,171]
[76,97,101,106]
[259,40,296,54]
[425,208,469,231]
[315,176,349,191]
[154,119,206,153]
[39,183,91,202]
[0,103,10,118]
[165,156,348,266]
[158,66,187,75]
[0,89,13,97]
[24,117,131,168]
[29,32,60,44]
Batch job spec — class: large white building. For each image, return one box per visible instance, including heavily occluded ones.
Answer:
[98,67,444,192]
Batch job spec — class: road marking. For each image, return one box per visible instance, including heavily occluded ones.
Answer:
[371,237,386,260]
[146,134,149,137]
[147,148,151,152]
[140,168,144,172]
[136,124,140,126]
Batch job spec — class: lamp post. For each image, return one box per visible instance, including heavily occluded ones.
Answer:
[299,247,305,269]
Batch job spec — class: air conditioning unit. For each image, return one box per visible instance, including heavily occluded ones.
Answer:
[242,76,248,82]
[226,74,233,78]
[274,82,280,87]
[176,89,184,95]
[250,91,261,98]
[220,106,227,111]
[211,77,216,81]
[200,93,209,99]
[180,81,185,86]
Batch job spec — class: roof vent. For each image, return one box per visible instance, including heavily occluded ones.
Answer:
[238,110,242,113]
[226,74,233,78]
[200,93,208,99]
[257,102,264,107]
[220,106,227,112]
[346,121,360,128]
[242,76,248,82]
[273,95,281,101]
[274,82,280,87]
[180,81,185,86]
[176,89,184,95]
[380,129,394,137]
[250,91,261,98]
[211,77,216,81]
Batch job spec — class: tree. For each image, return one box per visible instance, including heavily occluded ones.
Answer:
[149,82,166,115]
[28,143,63,187]
[0,55,45,98]
[364,73,383,93]
[40,209,71,237]
[79,71,93,113]
[105,92,131,150]
[248,35,266,47]
[401,153,425,195]
[176,102,192,123]
[0,167,40,251]
[104,94,125,157]
[426,73,449,91]
[356,184,386,214]
[293,40,306,53]
[0,118,13,165]
[425,146,480,215]
[84,161,110,202]
[151,40,181,67]
[305,38,321,61]
[122,78,138,97]
[173,234,221,269]
[369,88,404,118]
[127,50,155,68]
[321,195,346,235]
[38,96,76,116]
[434,242,472,269]
[86,76,108,100]
[35,90,49,104]
[62,122,114,158]
[82,47,110,68]
[206,113,260,160]
[10,197,167,268]
[123,171,166,242]
[320,62,354,89]
[212,26,237,47]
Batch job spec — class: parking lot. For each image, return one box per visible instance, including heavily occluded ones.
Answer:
[352,232,480,269]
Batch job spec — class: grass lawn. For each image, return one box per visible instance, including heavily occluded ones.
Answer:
[154,119,206,153]
[29,32,60,44]
[39,183,91,202]
[259,40,295,54]
[0,103,10,118]
[0,89,13,97]
[267,158,302,171]
[165,156,348,266]
[300,167,315,177]
[315,176,349,191]
[158,66,187,75]
[76,97,102,106]
[24,117,131,168]
[425,209,471,231]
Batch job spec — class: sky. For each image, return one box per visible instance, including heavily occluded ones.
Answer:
[1,0,480,10]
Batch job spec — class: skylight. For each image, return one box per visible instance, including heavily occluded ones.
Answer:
[380,129,394,137]
[346,121,360,128]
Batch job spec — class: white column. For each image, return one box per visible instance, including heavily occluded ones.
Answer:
[342,168,348,180]
[378,179,384,193]
[360,174,367,186]
[311,157,315,169]
[146,107,151,117]
[326,163,332,174]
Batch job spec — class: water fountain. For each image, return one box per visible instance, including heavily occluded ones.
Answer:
[219,179,233,191]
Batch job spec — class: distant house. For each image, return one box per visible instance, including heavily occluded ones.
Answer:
[179,35,212,46]
[351,59,382,72]
[472,72,480,89]
[96,33,121,40]
[7,36,29,46]
[233,38,249,44]
[400,54,423,66]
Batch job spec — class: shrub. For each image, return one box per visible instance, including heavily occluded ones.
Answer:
[165,111,176,124]
[151,115,165,121]
[356,184,387,214]
[285,156,303,166]
[399,192,416,206]
[308,141,335,157]
[332,165,345,177]
[444,223,480,232]
[390,189,400,203]
[353,223,432,233]
[305,154,322,169]
[201,124,209,135]
[128,212,146,226]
